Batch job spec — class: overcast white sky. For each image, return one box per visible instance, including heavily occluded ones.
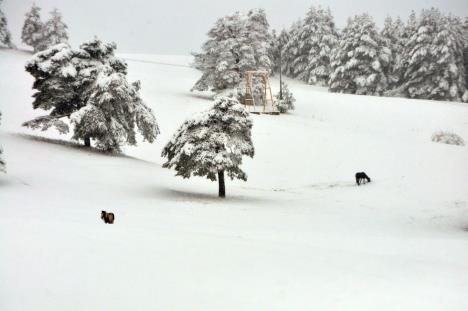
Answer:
[3,0,468,54]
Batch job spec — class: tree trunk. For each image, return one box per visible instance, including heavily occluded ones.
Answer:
[218,170,226,198]
[84,137,91,147]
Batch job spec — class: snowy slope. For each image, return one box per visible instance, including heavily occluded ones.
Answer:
[1,49,468,311]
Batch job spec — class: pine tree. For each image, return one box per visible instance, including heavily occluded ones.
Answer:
[0,111,5,173]
[281,19,303,77]
[40,8,68,50]
[0,0,13,48]
[21,3,44,52]
[381,16,404,88]
[461,17,468,91]
[281,7,338,85]
[271,28,289,73]
[71,70,159,152]
[162,95,254,198]
[303,7,339,85]
[192,9,273,92]
[401,8,466,101]
[192,12,244,92]
[244,8,272,72]
[329,13,391,95]
[24,38,159,152]
[395,11,418,85]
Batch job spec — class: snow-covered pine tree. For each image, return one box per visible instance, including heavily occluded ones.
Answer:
[40,8,68,50]
[275,82,295,113]
[303,6,339,85]
[0,111,5,173]
[401,9,466,101]
[244,8,272,72]
[271,28,289,73]
[281,19,303,78]
[162,95,254,198]
[395,11,418,86]
[0,0,13,48]
[381,16,404,89]
[71,69,159,152]
[192,12,244,92]
[464,17,468,91]
[24,38,159,151]
[21,3,44,52]
[329,13,391,95]
[192,9,273,93]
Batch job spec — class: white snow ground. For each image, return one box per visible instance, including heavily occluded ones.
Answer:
[1,49,468,310]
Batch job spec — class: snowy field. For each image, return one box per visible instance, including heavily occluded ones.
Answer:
[1,49,468,310]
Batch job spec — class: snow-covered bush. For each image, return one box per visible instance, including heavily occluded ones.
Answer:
[24,38,159,152]
[431,131,465,146]
[0,111,5,173]
[275,82,295,113]
[21,3,44,52]
[0,0,13,48]
[162,95,254,198]
[329,13,391,95]
[192,9,273,93]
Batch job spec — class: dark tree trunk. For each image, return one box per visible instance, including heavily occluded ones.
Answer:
[84,137,91,147]
[218,170,225,198]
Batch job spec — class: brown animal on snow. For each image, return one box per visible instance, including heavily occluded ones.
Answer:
[101,211,115,224]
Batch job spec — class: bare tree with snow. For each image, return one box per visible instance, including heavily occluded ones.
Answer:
[21,3,44,52]
[162,95,254,198]
[24,38,159,152]
[329,13,391,95]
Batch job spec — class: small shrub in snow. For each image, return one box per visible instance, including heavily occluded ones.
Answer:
[431,131,465,146]
[162,95,254,198]
[275,82,295,113]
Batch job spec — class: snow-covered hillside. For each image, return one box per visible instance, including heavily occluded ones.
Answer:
[1,49,467,310]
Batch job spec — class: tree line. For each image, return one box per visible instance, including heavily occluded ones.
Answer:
[193,7,468,102]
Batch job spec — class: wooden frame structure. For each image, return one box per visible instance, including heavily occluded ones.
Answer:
[243,71,279,115]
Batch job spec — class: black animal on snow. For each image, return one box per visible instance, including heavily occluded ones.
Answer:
[355,172,371,186]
